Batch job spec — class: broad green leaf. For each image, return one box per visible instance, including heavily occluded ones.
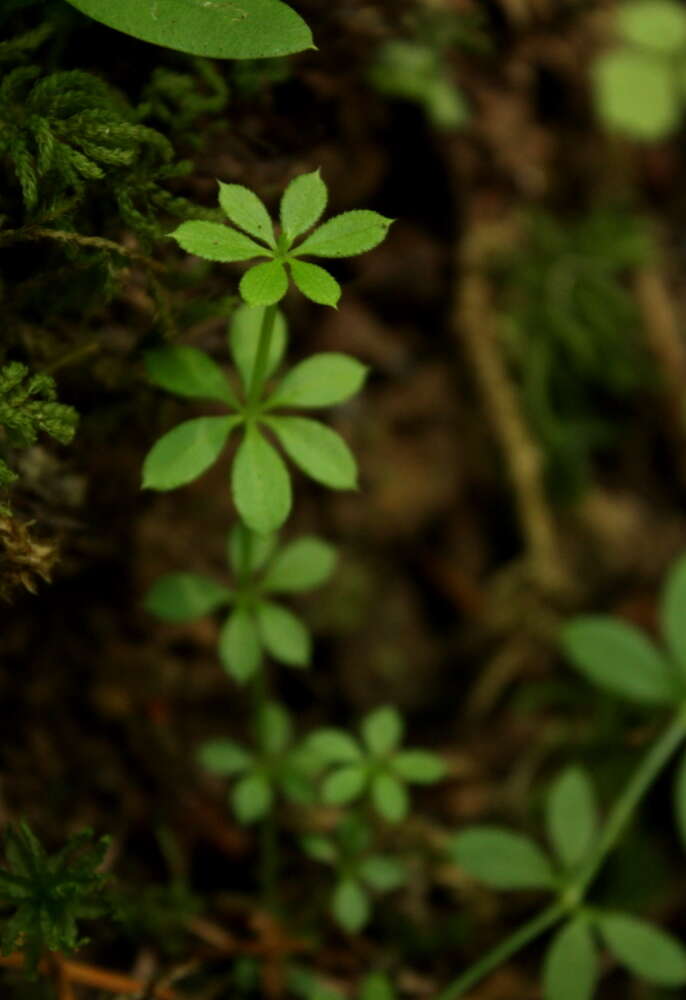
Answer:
[280,170,328,241]
[543,919,598,1000]
[618,0,686,54]
[267,354,367,409]
[229,304,287,390]
[561,616,678,704]
[391,750,446,784]
[257,700,292,754]
[218,182,275,247]
[267,416,358,489]
[359,974,396,1000]
[361,706,403,755]
[145,572,231,622]
[322,764,368,805]
[452,827,556,890]
[218,607,261,683]
[64,0,314,60]
[661,554,686,680]
[232,426,292,534]
[256,601,310,666]
[593,50,679,141]
[371,773,408,822]
[598,911,686,985]
[303,728,362,764]
[289,260,341,307]
[240,260,288,306]
[674,748,686,850]
[262,536,337,592]
[232,772,272,824]
[294,210,393,258]
[171,220,266,262]
[197,739,252,776]
[546,767,597,870]
[227,522,277,576]
[142,415,236,490]
[145,346,236,406]
[359,855,405,892]
[332,878,369,933]
[300,834,337,864]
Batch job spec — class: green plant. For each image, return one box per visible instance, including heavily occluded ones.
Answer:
[369,41,468,130]
[438,553,686,999]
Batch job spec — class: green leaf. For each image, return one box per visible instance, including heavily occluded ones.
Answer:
[145,346,236,406]
[232,772,273,824]
[227,522,277,576]
[358,973,396,1000]
[197,739,253,776]
[674,748,686,850]
[359,855,405,892]
[229,305,288,391]
[598,911,686,985]
[546,767,597,870]
[661,554,686,679]
[262,536,337,592]
[232,425,292,534]
[64,0,314,60]
[267,416,357,489]
[240,260,288,306]
[258,701,292,754]
[267,354,367,409]
[593,50,679,141]
[543,919,598,1000]
[391,750,445,784]
[256,601,310,667]
[218,182,275,247]
[294,210,393,258]
[618,0,686,54]
[171,220,267,262]
[289,260,341,307]
[361,706,403,755]
[322,764,368,805]
[561,616,678,704]
[218,607,262,683]
[301,834,337,865]
[280,170,328,241]
[145,572,232,622]
[142,415,236,491]
[452,827,556,890]
[371,773,408,822]
[331,878,369,933]
[303,728,362,765]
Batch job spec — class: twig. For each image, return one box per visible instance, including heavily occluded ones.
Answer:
[0,952,181,999]
[0,226,164,271]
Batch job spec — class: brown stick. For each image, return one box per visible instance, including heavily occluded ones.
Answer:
[0,952,180,999]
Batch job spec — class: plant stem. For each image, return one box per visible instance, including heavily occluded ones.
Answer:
[251,665,279,912]
[438,705,686,1000]
[247,304,278,411]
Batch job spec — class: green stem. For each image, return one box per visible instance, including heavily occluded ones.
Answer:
[251,665,279,911]
[247,303,278,412]
[438,705,686,1000]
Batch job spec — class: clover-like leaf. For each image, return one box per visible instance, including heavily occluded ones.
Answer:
[280,170,328,241]
[452,827,556,891]
[197,739,253,776]
[597,911,686,986]
[546,767,598,870]
[232,425,292,534]
[332,878,369,933]
[294,210,393,258]
[145,346,237,406]
[229,305,288,391]
[218,182,275,247]
[289,260,341,306]
[219,606,262,683]
[232,772,273,824]
[267,353,367,409]
[257,600,310,667]
[143,415,238,491]
[240,260,289,306]
[267,416,358,489]
[362,706,403,755]
[262,536,337,592]
[171,220,268,262]
[145,572,232,622]
[543,919,598,1000]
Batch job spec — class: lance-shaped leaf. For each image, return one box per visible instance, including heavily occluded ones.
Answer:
[227,522,277,576]
[218,182,275,247]
[229,305,288,390]
[267,416,358,489]
[323,764,368,805]
[391,750,446,783]
[661,554,686,681]
[171,220,267,262]
[257,701,293,754]
[561,616,679,705]
[145,346,237,406]
[372,773,408,822]
[289,259,341,306]
[145,573,232,622]
[280,170,328,241]
[546,767,597,870]
[294,210,393,258]
[359,856,405,892]
[332,878,369,933]
[452,827,556,890]
[232,772,272,824]
[218,606,261,682]
[262,536,337,592]
[64,0,314,60]
[143,415,237,490]
[597,911,686,986]
[232,425,292,534]
[303,728,362,765]
[543,919,598,1000]
[197,739,253,776]
[240,260,288,306]
[267,353,367,409]
[362,706,403,754]
[256,600,310,666]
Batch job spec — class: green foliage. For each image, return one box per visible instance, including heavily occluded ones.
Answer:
[369,41,468,130]
[0,823,110,972]
[499,210,651,500]
[145,523,336,682]
[171,170,393,307]
[545,768,598,871]
[304,706,445,823]
[593,1,686,140]
[0,362,77,488]
[543,919,597,1000]
[65,0,313,60]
